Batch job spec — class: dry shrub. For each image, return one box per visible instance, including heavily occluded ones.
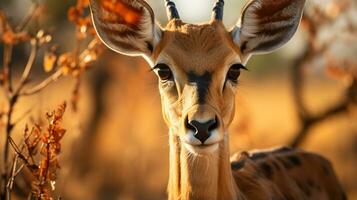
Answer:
[0,0,104,199]
[8,103,66,200]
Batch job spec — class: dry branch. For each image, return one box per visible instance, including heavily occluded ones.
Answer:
[289,0,357,147]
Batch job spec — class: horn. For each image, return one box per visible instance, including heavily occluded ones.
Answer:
[212,0,224,21]
[165,0,180,20]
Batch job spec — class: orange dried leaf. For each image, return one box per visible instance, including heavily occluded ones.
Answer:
[43,52,57,72]
[52,127,66,142]
[68,7,82,22]
[55,102,66,119]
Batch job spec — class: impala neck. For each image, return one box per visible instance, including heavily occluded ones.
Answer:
[168,131,242,200]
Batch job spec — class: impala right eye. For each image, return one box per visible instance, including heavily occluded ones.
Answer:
[154,63,173,81]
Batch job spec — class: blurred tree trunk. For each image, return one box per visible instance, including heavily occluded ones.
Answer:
[72,64,110,176]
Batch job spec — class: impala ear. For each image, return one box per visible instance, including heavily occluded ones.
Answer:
[231,0,306,64]
[90,0,161,58]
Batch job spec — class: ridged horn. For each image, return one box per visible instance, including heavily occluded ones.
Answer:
[165,0,180,20]
[212,0,224,21]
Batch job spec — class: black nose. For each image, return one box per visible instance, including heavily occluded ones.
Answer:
[185,118,218,144]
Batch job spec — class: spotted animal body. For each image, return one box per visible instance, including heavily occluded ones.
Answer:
[231,147,347,200]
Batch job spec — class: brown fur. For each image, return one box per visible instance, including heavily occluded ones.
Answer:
[231,147,346,200]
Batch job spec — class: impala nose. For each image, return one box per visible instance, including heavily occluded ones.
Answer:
[185,117,218,144]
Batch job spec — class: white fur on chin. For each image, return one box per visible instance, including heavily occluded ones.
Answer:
[183,143,219,155]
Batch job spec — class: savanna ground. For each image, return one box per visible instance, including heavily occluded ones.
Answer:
[1,0,357,199]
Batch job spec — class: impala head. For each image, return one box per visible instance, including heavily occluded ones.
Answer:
[90,0,305,154]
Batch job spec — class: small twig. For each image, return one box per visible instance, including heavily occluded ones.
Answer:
[6,155,19,200]
[14,39,38,95]
[12,164,26,180]
[15,3,39,32]
[5,159,26,200]
[3,44,13,93]
[20,69,64,96]
[22,41,37,80]
[8,136,34,169]
[8,137,23,155]
[24,127,38,165]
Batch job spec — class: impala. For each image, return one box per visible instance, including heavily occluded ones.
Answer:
[89,0,346,199]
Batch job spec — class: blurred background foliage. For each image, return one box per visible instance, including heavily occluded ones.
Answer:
[0,0,357,199]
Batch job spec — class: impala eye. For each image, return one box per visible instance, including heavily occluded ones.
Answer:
[227,64,247,83]
[154,63,173,81]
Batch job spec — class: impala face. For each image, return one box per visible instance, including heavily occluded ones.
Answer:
[90,0,305,154]
[154,21,243,154]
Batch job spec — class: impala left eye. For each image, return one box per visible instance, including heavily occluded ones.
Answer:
[227,64,247,83]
